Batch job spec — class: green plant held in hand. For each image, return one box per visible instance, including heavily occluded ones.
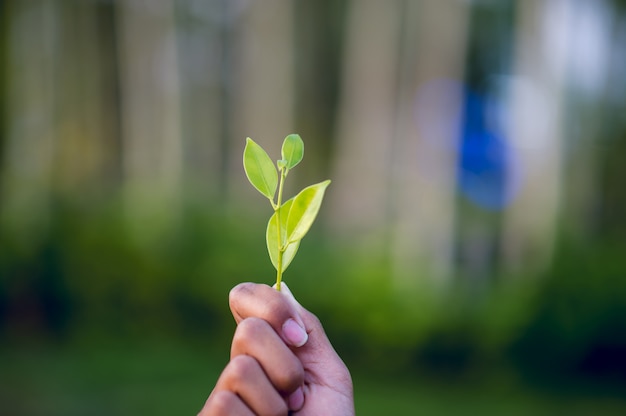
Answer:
[243,134,330,291]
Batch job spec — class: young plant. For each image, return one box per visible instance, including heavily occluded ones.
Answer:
[243,134,330,291]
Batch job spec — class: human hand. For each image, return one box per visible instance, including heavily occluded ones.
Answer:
[199,282,354,416]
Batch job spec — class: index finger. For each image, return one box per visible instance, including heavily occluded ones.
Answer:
[229,283,308,348]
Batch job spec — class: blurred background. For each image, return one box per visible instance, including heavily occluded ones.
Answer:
[1,0,626,414]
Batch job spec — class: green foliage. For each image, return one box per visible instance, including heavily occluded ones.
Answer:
[243,138,278,201]
[508,239,626,381]
[0,194,266,343]
[266,199,300,272]
[281,133,304,170]
[1,193,626,393]
[243,135,330,290]
[285,180,331,244]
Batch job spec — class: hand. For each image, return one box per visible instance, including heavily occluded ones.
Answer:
[199,282,354,416]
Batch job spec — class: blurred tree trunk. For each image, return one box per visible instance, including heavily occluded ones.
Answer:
[1,0,58,245]
[293,0,347,184]
[451,2,515,288]
[597,8,626,240]
[228,0,295,203]
[52,1,113,195]
[389,0,468,286]
[500,0,568,275]
[329,0,468,288]
[559,0,616,242]
[175,0,230,197]
[93,1,125,192]
[116,0,183,243]
[328,0,401,252]
[0,0,7,189]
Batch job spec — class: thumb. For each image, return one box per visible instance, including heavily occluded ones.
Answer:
[273,282,304,317]
[277,282,353,401]
[274,282,316,334]
[275,282,338,357]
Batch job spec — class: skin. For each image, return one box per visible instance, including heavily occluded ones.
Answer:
[199,282,354,416]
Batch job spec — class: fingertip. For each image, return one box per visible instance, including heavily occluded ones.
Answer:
[229,282,258,299]
[287,386,305,411]
[229,282,270,313]
[229,282,249,304]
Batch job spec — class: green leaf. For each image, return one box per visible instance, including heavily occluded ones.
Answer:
[266,199,300,271]
[243,138,278,200]
[281,134,304,170]
[286,180,331,244]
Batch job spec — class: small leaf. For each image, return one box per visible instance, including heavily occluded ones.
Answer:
[266,199,300,271]
[281,134,304,170]
[286,180,331,244]
[243,138,278,200]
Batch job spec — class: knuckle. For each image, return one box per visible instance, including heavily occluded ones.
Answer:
[275,360,304,393]
[263,399,289,416]
[202,390,237,415]
[233,317,270,346]
[227,354,259,382]
[269,404,289,416]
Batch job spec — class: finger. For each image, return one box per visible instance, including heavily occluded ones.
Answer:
[280,282,353,396]
[230,283,308,347]
[213,355,288,416]
[279,282,334,353]
[231,317,304,394]
[198,390,253,416]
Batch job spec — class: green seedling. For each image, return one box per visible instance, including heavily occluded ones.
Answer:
[243,134,330,291]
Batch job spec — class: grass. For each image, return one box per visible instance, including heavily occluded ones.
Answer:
[1,340,225,416]
[1,340,625,415]
[353,370,626,416]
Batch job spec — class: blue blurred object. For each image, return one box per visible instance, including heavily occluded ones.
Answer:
[457,89,522,211]
[414,79,523,211]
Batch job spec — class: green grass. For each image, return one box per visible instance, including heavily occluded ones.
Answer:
[0,341,225,416]
[1,341,625,415]
[354,371,626,416]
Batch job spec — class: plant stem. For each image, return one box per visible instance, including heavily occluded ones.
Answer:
[274,167,288,291]
[276,247,284,291]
